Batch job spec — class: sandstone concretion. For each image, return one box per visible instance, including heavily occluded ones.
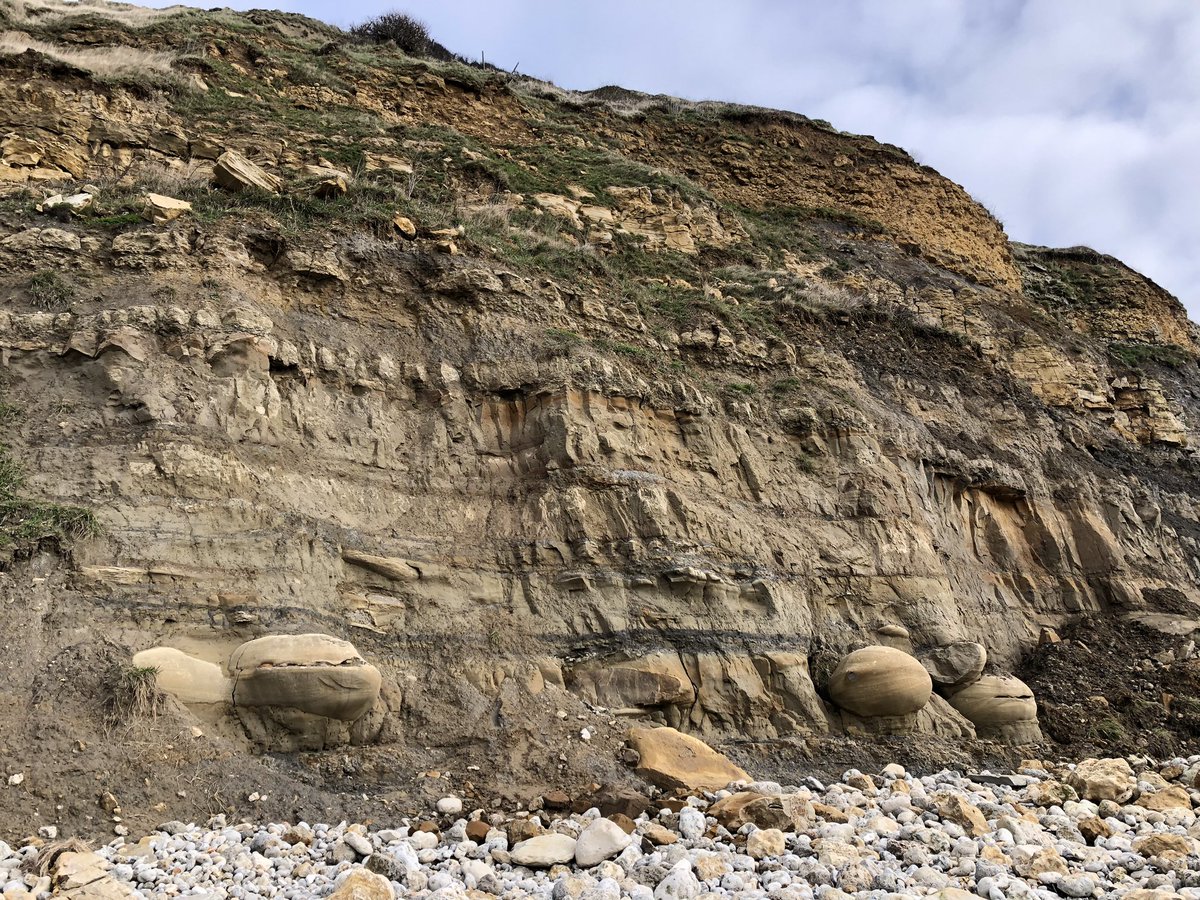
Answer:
[827,646,932,718]
[946,674,1040,742]
[131,647,231,705]
[230,634,381,721]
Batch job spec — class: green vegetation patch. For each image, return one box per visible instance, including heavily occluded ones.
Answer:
[0,401,98,558]
[26,270,74,310]
[1108,341,1194,371]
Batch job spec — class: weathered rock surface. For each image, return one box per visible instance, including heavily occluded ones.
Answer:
[921,642,987,691]
[1068,757,1137,803]
[573,818,632,867]
[827,646,932,718]
[626,726,749,792]
[946,674,1040,741]
[213,150,282,193]
[0,0,1199,837]
[510,833,577,867]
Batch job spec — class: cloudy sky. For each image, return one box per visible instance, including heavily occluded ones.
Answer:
[175,0,1200,319]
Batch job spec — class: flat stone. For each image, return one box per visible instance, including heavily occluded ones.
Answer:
[510,833,577,868]
[626,726,749,793]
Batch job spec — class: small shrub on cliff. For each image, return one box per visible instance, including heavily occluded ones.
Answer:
[1108,341,1193,372]
[348,11,452,60]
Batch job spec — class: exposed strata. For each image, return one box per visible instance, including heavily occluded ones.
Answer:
[0,0,1199,839]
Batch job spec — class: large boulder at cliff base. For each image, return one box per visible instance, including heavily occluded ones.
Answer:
[828,646,932,717]
[626,725,749,792]
[947,674,1040,742]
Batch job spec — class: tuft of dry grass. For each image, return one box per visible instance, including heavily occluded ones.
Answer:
[1,0,183,28]
[0,29,180,80]
[105,663,165,727]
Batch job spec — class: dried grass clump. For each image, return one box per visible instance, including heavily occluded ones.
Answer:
[0,0,182,28]
[0,29,180,80]
[105,663,165,726]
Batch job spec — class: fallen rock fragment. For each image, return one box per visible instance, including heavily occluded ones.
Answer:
[573,818,631,867]
[509,833,576,867]
[142,193,192,225]
[625,725,749,792]
[921,641,987,690]
[213,150,282,194]
[327,869,394,900]
[1068,757,1137,803]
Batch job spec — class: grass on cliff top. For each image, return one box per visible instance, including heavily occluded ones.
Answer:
[0,401,98,558]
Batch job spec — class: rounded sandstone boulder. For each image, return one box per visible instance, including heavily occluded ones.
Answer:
[230,633,381,722]
[947,674,1037,726]
[132,647,232,705]
[828,646,932,718]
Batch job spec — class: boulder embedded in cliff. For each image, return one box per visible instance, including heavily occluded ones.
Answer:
[132,646,231,705]
[626,725,749,792]
[947,674,1040,742]
[921,641,987,691]
[566,652,695,711]
[213,150,282,194]
[230,634,381,721]
[828,646,932,717]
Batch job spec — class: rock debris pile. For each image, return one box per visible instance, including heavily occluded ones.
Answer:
[7,756,1200,899]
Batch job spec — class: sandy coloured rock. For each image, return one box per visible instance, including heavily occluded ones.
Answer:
[1068,757,1137,804]
[827,646,933,718]
[946,674,1040,741]
[142,193,191,224]
[327,869,395,900]
[510,833,577,867]
[132,647,232,705]
[921,641,987,690]
[213,150,282,193]
[626,726,749,793]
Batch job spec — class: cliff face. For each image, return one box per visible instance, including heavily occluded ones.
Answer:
[2,1,1200,837]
